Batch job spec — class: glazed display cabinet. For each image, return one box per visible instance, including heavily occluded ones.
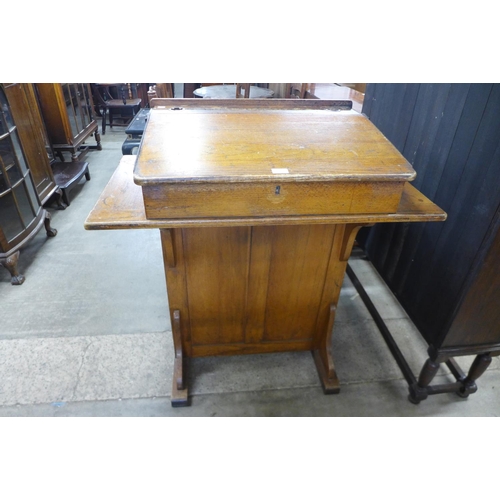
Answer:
[35,83,102,162]
[4,83,63,207]
[0,84,57,285]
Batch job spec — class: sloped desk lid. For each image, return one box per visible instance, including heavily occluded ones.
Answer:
[133,100,416,186]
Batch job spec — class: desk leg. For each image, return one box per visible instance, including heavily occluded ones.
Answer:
[312,224,365,394]
[312,303,340,393]
[160,229,189,406]
[171,309,189,407]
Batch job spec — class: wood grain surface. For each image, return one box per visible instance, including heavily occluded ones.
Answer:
[134,104,415,185]
[133,101,416,219]
[84,156,446,230]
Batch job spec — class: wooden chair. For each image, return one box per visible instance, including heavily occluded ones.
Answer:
[203,83,250,98]
[147,84,174,105]
[91,83,141,135]
[284,83,314,98]
[235,83,251,98]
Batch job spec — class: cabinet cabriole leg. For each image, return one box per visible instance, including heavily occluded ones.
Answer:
[44,211,58,237]
[0,251,25,285]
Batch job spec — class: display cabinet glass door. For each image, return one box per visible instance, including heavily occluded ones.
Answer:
[62,83,94,140]
[35,83,101,162]
[0,84,57,285]
[0,88,40,246]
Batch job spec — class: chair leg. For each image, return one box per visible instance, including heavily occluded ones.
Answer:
[61,188,70,206]
[101,107,106,135]
[84,165,91,181]
[109,109,113,129]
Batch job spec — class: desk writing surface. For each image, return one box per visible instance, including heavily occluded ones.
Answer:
[134,107,415,185]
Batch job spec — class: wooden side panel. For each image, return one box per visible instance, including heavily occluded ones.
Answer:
[161,228,192,355]
[169,225,350,357]
[244,226,273,344]
[261,225,336,342]
[34,84,70,145]
[182,227,251,346]
[444,212,500,347]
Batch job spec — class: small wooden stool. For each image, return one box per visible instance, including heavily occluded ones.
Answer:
[51,161,91,206]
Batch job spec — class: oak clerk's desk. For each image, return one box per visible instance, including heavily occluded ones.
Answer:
[85,99,446,406]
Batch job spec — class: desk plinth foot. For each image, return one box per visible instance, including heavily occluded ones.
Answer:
[171,380,189,408]
[171,354,189,407]
[312,350,340,394]
[172,400,189,408]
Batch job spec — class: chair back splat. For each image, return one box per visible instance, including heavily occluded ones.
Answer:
[235,83,251,98]
[91,84,141,135]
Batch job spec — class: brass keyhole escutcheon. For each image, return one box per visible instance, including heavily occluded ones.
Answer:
[275,185,281,195]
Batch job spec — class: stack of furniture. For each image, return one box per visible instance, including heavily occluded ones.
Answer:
[35,83,98,206]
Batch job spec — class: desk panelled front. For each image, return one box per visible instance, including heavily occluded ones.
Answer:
[85,99,446,406]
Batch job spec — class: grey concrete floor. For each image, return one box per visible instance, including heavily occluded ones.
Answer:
[1,108,499,417]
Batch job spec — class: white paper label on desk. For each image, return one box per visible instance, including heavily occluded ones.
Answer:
[272,168,289,174]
